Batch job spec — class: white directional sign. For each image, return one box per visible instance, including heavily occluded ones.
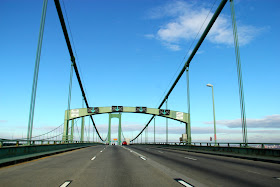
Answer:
[71,109,79,117]
[176,112,184,120]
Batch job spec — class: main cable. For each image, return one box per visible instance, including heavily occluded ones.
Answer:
[54,0,103,141]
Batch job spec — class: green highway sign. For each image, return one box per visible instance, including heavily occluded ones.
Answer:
[112,106,123,112]
[87,107,99,113]
[136,107,147,113]
[159,109,170,115]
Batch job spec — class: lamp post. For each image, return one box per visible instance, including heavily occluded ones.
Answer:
[206,84,217,146]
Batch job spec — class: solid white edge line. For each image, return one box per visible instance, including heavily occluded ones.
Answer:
[140,156,146,160]
[60,181,71,187]
[158,151,163,153]
[177,180,193,187]
[91,156,96,160]
[184,157,197,160]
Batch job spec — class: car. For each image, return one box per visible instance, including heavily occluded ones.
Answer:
[122,141,127,145]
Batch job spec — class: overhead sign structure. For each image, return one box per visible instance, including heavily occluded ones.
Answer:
[159,109,170,115]
[87,107,99,113]
[112,106,123,112]
[136,107,147,113]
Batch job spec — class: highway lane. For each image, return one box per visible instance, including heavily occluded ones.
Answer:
[129,145,280,187]
[0,145,181,187]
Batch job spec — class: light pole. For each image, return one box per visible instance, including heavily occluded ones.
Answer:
[206,84,217,146]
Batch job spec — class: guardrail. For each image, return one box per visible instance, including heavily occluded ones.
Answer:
[132,142,280,149]
[0,139,103,148]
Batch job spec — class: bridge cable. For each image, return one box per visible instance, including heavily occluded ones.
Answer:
[132,0,228,141]
[154,0,218,108]
[230,0,247,145]
[27,0,48,142]
[61,0,91,103]
[54,0,103,141]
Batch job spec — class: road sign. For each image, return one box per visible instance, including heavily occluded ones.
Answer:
[112,106,123,112]
[87,107,99,113]
[113,138,117,141]
[136,107,147,113]
[176,112,183,120]
[71,109,79,117]
[159,109,170,115]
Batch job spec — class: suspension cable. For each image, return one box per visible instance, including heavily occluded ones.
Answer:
[54,0,103,141]
[132,0,228,141]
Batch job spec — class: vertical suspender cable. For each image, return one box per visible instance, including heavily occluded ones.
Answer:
[66,63,74,141]
[27,0,48,143]
[186,68,191,143]
[230,0,248,145]
[166,98,168,144]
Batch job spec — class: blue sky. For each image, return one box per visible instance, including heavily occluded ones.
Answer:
[0,0,279,143]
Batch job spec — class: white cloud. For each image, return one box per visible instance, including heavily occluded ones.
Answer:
[163,42,181,51]
[144,34,155,39]
[147,0,263,50]
[204,114,280,128]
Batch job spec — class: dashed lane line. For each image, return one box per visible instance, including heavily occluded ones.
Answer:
[246,170,261,175]
[174,178,194,187]
[121,146,147,160]
[91,156,96,161]
[184,157,197,161]
[60,180,72,187]
[140,156,147,161]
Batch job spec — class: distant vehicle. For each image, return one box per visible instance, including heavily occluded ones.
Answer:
[112,143,115,145]
[122,141,127,145]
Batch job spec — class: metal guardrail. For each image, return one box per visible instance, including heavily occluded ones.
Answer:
[132,142,280,149]
[0,139,102,148]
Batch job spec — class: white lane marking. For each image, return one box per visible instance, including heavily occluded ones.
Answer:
[276,177,280,180]
[60,181,72,187]
[176,179,194,187]
[100,151,103,152]
[140,156,147,160]
[158,151,163,153]
[246,170,261,175]
[91,156,96,160]
[184,157,197,161]
[121,146,147,159]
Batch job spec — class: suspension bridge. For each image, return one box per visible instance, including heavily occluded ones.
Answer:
[1,0,279,186]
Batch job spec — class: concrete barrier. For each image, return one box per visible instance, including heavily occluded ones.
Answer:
[0,143,99,159]
[132,144,280,163]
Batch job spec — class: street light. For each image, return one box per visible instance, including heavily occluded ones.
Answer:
[207,83,217,146]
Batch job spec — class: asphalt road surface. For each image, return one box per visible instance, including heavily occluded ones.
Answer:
[0,145,279,187]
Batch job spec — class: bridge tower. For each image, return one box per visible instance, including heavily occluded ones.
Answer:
[108,113,122,145]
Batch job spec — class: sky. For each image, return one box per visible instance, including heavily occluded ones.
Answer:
[0,0,279,143]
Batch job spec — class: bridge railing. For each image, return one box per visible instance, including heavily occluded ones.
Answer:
[0,139,101,148]
[132,142,280,149]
